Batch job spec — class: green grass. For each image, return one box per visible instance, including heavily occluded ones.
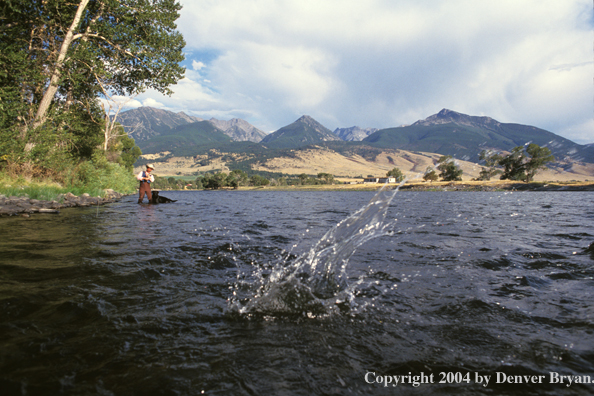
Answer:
[0,184,65,201]
[0,184,112,202]
[0,158,137,202]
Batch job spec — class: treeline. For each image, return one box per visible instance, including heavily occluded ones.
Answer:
[417,144,554,182]
[152,171,338,190]
[476,144,554,182]
[0,1,185,195]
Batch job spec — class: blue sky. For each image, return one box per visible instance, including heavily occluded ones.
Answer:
[123,0,593,144]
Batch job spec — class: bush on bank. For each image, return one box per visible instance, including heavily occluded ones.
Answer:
[0,152,137,202]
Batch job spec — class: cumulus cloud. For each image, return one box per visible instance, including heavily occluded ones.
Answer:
[192,60,206,70]
[137,0,592,143]
[99,95,143,115]
[142,98,165,108]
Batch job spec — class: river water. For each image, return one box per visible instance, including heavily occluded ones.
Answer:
[1,190,593,395]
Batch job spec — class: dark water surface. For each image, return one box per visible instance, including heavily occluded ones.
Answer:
[1,190,593,395]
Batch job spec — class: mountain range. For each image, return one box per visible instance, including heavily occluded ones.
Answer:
[363,109,593,163]
[114,106,202,141]
[123,107,593,179]
[261,115,341,149]
[115,107,267,144]
[333,126,378,141]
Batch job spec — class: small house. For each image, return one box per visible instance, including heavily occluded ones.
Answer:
[363,177,379,183]
[378,177,396,183]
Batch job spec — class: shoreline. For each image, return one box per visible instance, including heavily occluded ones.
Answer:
[2,181,593,217]
[0,189,126,218]
[161,180,594,192]
[233,180,594,192]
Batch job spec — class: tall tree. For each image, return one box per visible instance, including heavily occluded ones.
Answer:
[437,155,463,181]
[423,166,438,182]
[477,149,502,181]
[317,172,334,184]
[524,143,554,182]
[498,146,526,181]
[1,0,185,158]
[386,167,404,182]
[498,144,554,182]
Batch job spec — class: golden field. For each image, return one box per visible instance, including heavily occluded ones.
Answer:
[136,147,594,183]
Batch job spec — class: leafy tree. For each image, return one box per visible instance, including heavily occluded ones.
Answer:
[499,146,527,181]
[230,169,249,187]
[1,0,185,160]
[106,131,141,171]
[115,135,142,171]
[423,167,438,182]
[317,172,334,184]
[386,167,404,182]
[525,144,554,182]
[208,172,228,189]
[194,178,203,190]
[477,150,502,181]
[201,174,213,189]
[498,144,554,182]
[250,174,270,187]
[437,155,463,181]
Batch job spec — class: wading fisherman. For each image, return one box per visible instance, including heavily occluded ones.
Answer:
[137,164,155,203]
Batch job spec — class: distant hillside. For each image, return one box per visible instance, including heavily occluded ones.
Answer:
[116,106,266,143]
[363,109,593,163]
[116,107,203,141]
[137,121,232,155]
[261,115,341,149]
[333,126,378,141]
[208,118,267,142]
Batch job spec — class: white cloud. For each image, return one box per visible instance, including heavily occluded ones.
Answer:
[142,98,165,108]
[134,0,593,142]
[192,60,206,70]
[99,95,143,115]
[211,43,339,109]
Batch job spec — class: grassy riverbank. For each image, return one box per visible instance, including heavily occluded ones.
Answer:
[0,162,138,202]
[5,175,591,201]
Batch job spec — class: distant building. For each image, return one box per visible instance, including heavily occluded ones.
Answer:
[363,177,397,183]
[378,177,396,183]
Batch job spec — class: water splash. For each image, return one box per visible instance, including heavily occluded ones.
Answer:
[230,182,405,317]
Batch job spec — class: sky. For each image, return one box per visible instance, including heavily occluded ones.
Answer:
[124,0,593,144]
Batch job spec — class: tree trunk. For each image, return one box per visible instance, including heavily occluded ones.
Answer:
[32,0,90,130]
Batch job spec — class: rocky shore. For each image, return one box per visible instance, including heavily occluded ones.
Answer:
[0,189,126,217]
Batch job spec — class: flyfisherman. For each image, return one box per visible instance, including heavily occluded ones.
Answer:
[137,164,155,203]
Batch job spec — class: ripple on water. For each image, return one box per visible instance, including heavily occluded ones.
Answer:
[1,191,594,395]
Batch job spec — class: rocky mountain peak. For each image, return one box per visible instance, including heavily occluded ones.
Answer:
[292,115,341,140]
[333,126,379,141]
[293,115,327,131]
[116,107,202,141]
[296,115,317,125]
[413,108,501,130]
[177,111,202,123]
[208,117,267,142]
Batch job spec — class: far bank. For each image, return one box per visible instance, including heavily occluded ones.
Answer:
[158,180,594,192]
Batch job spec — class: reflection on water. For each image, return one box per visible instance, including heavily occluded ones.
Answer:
[0,191,593,395]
